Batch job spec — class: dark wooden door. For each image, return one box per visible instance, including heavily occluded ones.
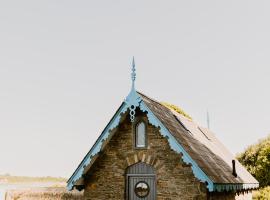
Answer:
[126,162,156,200]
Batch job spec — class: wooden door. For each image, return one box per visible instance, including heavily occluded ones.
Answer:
[126,162,156,200]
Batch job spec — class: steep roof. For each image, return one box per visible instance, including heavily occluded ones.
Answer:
[139,92,258,190]
[67,90,258,192]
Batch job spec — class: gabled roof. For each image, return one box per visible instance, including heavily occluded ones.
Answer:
[67,90,258,192]
[139,92,258,191]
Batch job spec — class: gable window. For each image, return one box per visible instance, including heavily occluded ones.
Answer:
[135,121,146,148]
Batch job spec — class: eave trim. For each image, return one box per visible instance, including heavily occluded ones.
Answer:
[213,183,259,192]
[67,102,129,190]
[139,100,215,191]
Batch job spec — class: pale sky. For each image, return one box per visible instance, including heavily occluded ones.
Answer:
[0,1,270,178]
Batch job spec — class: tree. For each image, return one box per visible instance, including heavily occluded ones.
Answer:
[237,135,270,187]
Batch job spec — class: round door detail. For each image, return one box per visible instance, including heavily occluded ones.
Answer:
[134,181,150,198]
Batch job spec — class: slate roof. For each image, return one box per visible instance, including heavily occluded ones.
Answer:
[138,92,258,186]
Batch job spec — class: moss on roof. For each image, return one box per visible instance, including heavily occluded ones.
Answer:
[161,102,192,120]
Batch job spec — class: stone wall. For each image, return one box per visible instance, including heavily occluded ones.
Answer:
[84,113,207,200]
[83,112,252,200]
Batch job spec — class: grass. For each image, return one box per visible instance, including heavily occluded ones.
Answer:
[0,174,66,183]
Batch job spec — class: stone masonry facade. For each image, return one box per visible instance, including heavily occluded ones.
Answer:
[83,112,251,200]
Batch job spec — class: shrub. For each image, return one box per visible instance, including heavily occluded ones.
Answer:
[253,186,270,200]
[237,135,270,187]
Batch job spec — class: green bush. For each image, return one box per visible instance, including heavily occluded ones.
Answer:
[237,135,270,187]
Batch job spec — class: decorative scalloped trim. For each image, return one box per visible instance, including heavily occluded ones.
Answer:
[214,183,259,192]
[67,89,141,190]
[139,100,214,191]
[67,103,129,190]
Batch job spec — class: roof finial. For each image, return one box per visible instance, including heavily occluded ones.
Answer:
[131,56,136,90]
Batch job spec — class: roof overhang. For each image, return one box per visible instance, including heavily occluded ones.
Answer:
[67,102,129,190]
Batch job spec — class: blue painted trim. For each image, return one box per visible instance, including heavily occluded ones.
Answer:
[67,103,129,190]
[125,87,141,122]
[139,101,215,192]
[213,183,259,192]
[131,56,136,91]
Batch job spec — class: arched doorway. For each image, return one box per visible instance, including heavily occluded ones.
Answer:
[126,162,156,200]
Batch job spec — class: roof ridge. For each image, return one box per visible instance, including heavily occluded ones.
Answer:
[136,91,168,109]
[137,91,193,121]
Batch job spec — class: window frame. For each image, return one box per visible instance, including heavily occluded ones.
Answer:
[133,118,148,149]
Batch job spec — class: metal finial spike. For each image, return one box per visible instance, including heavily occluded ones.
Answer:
[207,110,210,129]
[131,57,136,89]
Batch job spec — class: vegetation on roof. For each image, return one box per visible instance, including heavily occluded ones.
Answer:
[161,102,192,120]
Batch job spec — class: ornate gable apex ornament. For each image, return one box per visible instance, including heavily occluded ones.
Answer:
[125,57,142,122]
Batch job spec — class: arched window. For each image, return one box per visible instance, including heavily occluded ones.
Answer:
[135,121,146,148]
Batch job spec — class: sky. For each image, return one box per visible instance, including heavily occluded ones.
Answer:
[0,1,270,178]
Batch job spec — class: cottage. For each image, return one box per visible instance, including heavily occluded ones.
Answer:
[67,59,258,200]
